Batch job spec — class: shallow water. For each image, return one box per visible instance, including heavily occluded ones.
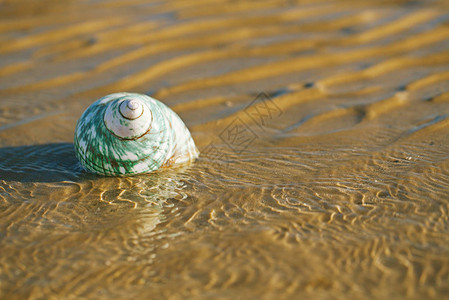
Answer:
[1,0,449,299]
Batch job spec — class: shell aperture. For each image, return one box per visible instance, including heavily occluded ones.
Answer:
[74,93,199,176]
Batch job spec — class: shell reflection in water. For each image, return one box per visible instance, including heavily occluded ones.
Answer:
[74,93,199,176]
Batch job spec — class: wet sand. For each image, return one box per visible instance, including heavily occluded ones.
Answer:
[1,0,449,299]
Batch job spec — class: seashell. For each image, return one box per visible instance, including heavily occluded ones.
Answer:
[74,92,199,176]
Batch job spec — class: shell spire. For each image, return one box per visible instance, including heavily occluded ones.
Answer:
[120,99,143,119]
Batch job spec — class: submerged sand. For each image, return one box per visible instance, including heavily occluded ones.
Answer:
[1,0,449,299]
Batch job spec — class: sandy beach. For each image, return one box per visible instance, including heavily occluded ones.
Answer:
[1,0,449,298]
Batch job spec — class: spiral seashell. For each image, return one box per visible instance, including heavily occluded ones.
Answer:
[74,93,199,176]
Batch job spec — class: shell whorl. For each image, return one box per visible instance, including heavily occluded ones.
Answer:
[74,92,199,176]
[104,97,152,139]
[120,99,142,119]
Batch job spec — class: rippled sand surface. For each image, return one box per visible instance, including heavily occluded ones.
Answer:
[1,0,449,299]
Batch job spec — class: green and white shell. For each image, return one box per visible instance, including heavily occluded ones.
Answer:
[74,93,199,176]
